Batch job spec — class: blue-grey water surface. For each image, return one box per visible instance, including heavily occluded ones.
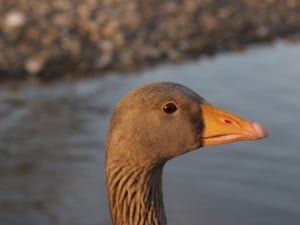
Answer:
[0,41,299,225]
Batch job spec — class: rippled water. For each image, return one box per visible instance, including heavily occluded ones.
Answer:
[0,41,299,225]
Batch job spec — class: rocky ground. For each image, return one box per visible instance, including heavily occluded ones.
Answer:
[0,0,300,80]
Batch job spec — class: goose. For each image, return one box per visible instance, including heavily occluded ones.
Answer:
[105,82,267,225]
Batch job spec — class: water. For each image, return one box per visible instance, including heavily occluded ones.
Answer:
[0,41,299,225]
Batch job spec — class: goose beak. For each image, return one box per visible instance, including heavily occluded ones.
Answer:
[201,103,268,146]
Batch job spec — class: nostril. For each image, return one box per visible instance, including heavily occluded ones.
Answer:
[224,119,232,124]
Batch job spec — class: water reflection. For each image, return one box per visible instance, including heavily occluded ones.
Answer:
[0,41,300,225]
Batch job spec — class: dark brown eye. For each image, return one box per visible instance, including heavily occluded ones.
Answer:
[163,103,177,114]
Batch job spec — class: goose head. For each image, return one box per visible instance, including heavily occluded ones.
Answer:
[106,82,267,167]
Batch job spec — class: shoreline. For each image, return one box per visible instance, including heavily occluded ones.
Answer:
[0,0,300,81]
[1,39,298,86]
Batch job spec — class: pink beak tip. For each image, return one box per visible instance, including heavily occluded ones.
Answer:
[252,122,268,138]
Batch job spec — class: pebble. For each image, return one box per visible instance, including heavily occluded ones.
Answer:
[25,57,45,75]
[4,11,26,29]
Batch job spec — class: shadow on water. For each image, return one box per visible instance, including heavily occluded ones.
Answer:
[0,41,300,225]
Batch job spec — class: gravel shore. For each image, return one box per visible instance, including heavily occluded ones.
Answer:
[0,0,299,80]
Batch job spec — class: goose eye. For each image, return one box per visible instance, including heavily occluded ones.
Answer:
[163,103,177,114]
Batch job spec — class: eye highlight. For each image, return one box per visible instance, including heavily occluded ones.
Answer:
[162,102,178,114]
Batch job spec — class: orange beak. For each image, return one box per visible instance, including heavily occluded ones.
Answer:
[201,103,268,146]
